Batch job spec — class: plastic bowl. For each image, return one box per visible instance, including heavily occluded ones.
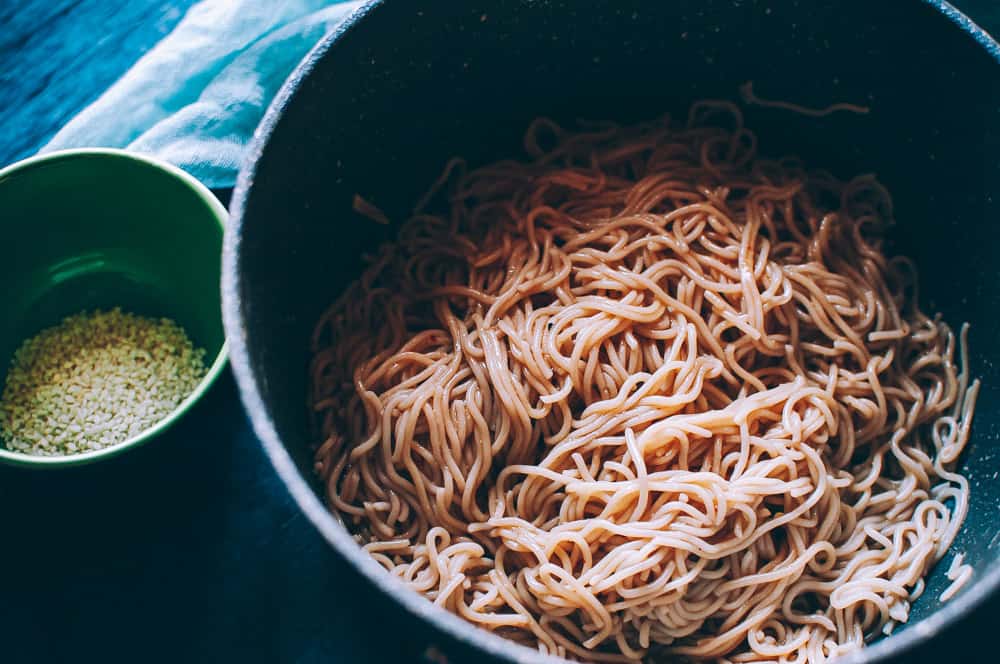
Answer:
[0,149,228,468]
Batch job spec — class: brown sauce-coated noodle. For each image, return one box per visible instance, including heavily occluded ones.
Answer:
[309,102,979,662]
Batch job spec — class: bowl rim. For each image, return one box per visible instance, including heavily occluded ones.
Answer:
[223,1,1000,662]
[0,147,230,469]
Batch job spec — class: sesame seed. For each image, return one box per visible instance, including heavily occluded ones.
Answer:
[0,308,208,457]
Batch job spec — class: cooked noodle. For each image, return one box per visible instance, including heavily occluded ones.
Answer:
[739,81,870,117]
[941,553,972,602]
[310,101,978,662]
[353,193,391,225]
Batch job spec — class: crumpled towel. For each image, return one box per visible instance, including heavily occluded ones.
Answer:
[43,0,363,189]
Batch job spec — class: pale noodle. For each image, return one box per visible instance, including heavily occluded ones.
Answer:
[739,81,870,117]
[310,102,978,662]
[940,553,972,602]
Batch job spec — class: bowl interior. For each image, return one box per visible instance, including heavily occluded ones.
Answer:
[229,0,1000,657]
[0,150,227,465]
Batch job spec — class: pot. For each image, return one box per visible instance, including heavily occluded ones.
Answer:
[223,2,1000,661]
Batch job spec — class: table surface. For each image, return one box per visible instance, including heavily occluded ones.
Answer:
[2,2,999,662]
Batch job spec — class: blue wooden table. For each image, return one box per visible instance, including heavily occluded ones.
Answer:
[1,2,998,662]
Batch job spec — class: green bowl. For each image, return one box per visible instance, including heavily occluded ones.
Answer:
[0,149,228,468]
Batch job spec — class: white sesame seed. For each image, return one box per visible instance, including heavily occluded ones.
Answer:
[0,308,209,456]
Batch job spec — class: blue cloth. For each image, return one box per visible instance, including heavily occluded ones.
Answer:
[0,0,201,166]
[41,0,362,189]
